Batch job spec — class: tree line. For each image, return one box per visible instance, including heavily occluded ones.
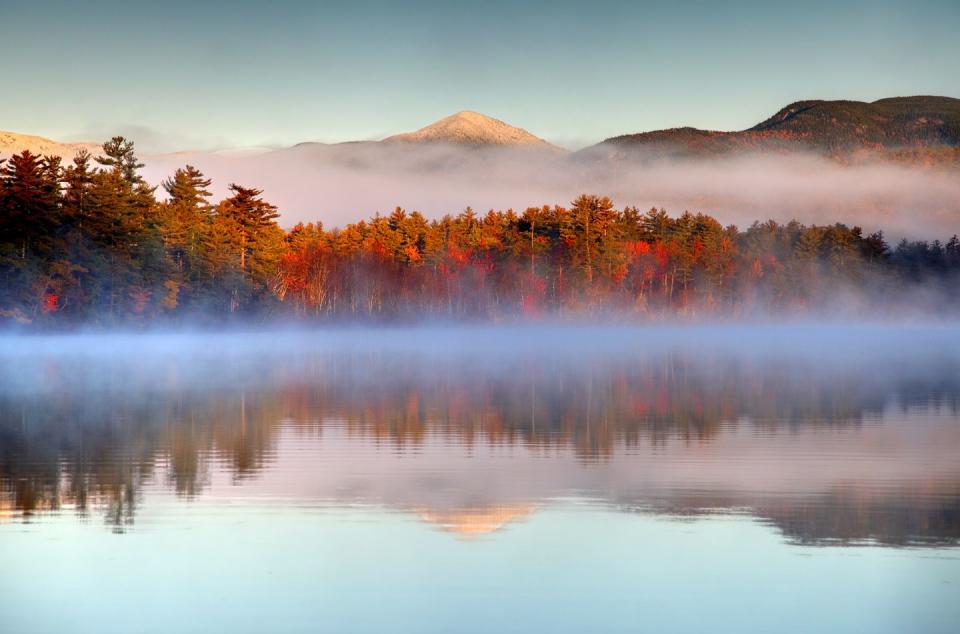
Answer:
[2,136,958,326]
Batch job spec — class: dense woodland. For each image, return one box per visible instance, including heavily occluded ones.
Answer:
[1,137,958,326]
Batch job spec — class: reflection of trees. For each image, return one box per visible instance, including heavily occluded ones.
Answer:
[1,351,958,534]
[0,387,286,530]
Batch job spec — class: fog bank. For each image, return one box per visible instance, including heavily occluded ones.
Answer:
[142,145,960,239]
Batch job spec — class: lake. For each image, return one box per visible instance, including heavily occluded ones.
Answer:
[1,325,958,633]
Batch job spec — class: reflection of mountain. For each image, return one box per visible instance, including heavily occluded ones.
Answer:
[613,481,960,548]
[1,331,958,544]
[763,486,960,547]
[417,505,536,536]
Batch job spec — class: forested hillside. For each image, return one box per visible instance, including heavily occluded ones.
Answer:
[2,137,958,326]
[589,96,960,161]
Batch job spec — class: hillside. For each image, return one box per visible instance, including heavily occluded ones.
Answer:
[0,131,99,159]
[585,96,960,160]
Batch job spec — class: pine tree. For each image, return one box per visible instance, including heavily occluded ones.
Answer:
[156,166,215,311]
[62,150,95,229]
[0,151,60,261]
[82,137,164,320]
[0,151,63,318]
[96,136,145,185]
[214,184,283,312]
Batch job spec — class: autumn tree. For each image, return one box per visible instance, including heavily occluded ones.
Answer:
[159,166,214,311]
[212,184,284,313]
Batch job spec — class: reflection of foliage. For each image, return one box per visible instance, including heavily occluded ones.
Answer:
[1,352,958,533]
[0,386,284,529]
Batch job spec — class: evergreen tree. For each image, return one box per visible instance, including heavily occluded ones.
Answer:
[97,136,146,185]
[213,184,283,313]
[159,166,214,310]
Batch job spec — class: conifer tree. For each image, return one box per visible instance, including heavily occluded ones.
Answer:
[213,184,283,312]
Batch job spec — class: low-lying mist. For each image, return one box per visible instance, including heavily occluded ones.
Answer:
[144,143,960,240]
[4,323,959,396]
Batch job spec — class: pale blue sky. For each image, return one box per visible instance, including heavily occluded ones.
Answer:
[1,0,958,151]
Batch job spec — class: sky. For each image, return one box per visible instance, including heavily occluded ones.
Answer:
[1,0,958,152]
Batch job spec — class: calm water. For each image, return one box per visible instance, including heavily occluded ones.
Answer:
[1,326,958,633]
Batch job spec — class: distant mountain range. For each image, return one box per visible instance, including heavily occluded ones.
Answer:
[2,96,958,164]
[581,96,960,161]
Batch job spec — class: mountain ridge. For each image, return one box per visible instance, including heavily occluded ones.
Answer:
[4,97,959,165]
[586,96,960,159]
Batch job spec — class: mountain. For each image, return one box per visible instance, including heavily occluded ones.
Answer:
[265,111,567,174]
[582,96,960,161]
[749,96,960,147]
[0,131,100,160]
[384,110,563,150]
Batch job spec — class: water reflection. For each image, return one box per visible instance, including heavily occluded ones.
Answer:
[1,326,958,546]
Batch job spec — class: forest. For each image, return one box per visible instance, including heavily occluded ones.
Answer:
[1,137,959,326]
